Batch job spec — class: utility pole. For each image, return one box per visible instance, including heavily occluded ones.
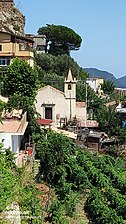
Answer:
[69,92,72,121]
[85,81,87,127]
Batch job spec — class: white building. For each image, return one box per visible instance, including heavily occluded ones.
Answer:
[86,77,104,95]
[0,95,28,154]
[26,34,47,54]
[33,35,47,53]
[35,69,86,127]
[115,88,126,96]
[0,111,28,154]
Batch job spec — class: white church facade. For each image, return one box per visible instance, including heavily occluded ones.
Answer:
[35,69,86,127]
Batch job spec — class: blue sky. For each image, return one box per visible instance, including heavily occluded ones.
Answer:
[15,0,126,78]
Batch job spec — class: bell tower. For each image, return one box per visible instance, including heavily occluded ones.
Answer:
[64,69,77,99]
[64,69,77,121]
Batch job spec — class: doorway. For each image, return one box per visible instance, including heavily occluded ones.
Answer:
[45,107,52,119]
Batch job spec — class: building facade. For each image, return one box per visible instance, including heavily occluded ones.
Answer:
[86,77,104,95]
[0,107,28,154]
[35,70,86,127]
[26,34,47,54]
[0,31,34,67]
[0,0,34,67]
[114,88,126,96]
[33,35,47,53]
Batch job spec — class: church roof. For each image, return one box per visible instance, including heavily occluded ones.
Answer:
[38,85,65,96]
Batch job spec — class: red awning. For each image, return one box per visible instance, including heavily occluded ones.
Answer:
[37,118,53,126]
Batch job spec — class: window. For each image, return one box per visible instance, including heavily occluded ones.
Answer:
[0,45,2,51]
[0,57,10,66]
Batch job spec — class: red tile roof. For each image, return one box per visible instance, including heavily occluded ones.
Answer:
[37,118,53,126]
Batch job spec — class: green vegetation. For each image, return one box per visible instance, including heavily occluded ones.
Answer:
[38,24,82,55]
[3,58,38,98]
[101,80,115,95]
[96,106,119,135]
[1,24,126,223]
[2,58,39,135]
[34,129,126,223]
[35,53,88,90]
[2,58,38,117]
[0,100,5,122]
[0,143,42,223]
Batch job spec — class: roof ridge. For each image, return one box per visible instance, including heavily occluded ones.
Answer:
[38,85,65,96]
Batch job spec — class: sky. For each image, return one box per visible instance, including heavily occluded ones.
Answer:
[15,0,126,78]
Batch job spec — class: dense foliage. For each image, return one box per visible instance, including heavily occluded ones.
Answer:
[3,58,38,98]
[38,24,82,55]
[0,143,42,223]
[34,129,126,223]
[1,28,126,223]
[0,100,5,122]
[96,106,120,135]
[35,53,87,78]
[1,58,40,137]
[35,53,88,95]
[101,80,115,94]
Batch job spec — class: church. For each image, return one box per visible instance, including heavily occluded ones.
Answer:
[35,69,86,127]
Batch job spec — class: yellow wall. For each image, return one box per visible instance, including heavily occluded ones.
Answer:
[0,42,19,53]
[0,32,34,67]
[15,51,34,67]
